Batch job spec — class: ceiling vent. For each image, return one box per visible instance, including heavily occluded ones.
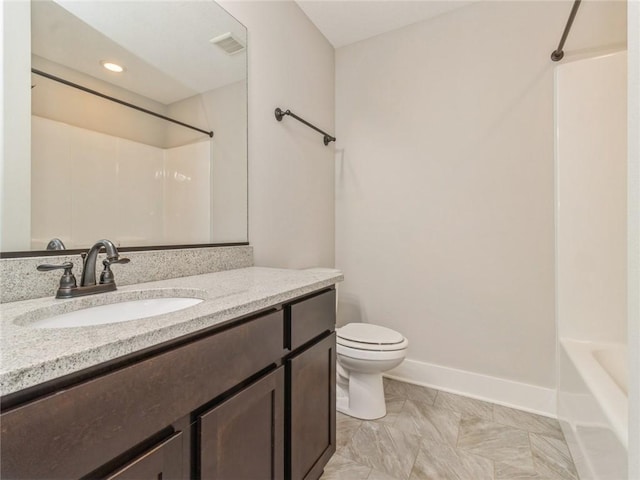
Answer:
[209,32,245,55]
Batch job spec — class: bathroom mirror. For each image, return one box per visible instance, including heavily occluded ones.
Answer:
[1,0,247,255]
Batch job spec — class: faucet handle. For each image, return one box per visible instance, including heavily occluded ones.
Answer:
[37,261,74,272]
[99,257,130,285]
[37,262,77,297]
[107,257,130,265]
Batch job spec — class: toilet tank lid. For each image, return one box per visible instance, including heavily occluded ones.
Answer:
[337,323,405,345]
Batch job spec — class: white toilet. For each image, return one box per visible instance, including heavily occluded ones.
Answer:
[336,322,408,420]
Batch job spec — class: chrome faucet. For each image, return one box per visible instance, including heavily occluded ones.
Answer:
[37,239,130,299]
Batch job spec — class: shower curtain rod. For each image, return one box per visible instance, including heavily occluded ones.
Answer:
[31,69,214,138]
[551,0,581,61]
[274,107,336,145]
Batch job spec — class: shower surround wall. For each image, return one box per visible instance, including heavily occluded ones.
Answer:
[555,51,628,480]
[31,116,212,249]
[335,0,626,414]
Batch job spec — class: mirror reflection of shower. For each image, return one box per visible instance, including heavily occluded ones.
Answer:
[1,0,248,253]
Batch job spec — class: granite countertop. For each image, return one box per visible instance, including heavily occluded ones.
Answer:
[0,266,343,397]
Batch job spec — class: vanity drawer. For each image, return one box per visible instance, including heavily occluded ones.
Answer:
[288,289,336,351]
[0,310,283,480]
[105,431,184,480]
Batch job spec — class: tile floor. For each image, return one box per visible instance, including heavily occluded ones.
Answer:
[320,379,578,480]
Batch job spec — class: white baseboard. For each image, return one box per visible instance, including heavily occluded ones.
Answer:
[385,358,557,418]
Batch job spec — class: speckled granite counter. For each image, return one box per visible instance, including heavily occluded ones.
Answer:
[0,267,343,396]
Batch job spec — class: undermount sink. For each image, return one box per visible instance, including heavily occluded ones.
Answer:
[28,297,204,329]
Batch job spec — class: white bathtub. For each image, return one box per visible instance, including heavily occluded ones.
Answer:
[558,339,628,480]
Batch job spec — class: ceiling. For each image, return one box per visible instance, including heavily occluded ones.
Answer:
[32,0,247,105]
[295,1,475,48]
[32,0,475,104]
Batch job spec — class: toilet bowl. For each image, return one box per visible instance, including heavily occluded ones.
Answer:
[336,323,408,420]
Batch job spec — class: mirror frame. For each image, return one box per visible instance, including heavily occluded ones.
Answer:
[0,242,250,259]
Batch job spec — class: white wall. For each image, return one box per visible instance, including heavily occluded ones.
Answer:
[218,0,335,268]
[335,0,626,400]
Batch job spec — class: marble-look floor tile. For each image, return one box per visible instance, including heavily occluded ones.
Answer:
[384,378,409,398]
[330,380,578,480]
[494,404,564,439]
[403,383,439,405]
[337,412,363,449]
[394,399,461,446]
[495,461,541,479]
[368,469,403,480]
[383,378,438,405]
[434,391,494,420]
[410,438,493,480]
[341,422,421,480]
[320,454,371,480]
[374,395,406,426]
[457,417,533,464]
[530,433,578,480]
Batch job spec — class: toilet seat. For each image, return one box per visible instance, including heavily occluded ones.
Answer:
[337,323,408,351]
[337,343,407,361]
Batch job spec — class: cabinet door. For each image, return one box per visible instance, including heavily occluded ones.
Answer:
[289,333,336,480]
[199,367,284,480]
[105,432,183,480]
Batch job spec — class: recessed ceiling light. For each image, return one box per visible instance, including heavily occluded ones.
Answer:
[101,61,125,73]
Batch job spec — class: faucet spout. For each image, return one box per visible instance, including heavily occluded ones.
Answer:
[80,239,120,287]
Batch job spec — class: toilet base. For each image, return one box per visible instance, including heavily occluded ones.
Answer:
[336,371,387,420]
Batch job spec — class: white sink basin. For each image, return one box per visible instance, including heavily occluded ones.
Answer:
[30,297,204,329]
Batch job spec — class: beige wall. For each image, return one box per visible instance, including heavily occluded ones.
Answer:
[335,1,626,389]
[218,0,335,269]
[628,0,640,475]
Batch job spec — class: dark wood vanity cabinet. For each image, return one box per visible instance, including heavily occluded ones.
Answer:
[286,288,337,480]
[106,432,184,480]
[199,367,285,479]
[288,334,336,480]
[0,287,336,480]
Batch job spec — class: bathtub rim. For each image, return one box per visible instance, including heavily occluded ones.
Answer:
[560,338,628,448]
